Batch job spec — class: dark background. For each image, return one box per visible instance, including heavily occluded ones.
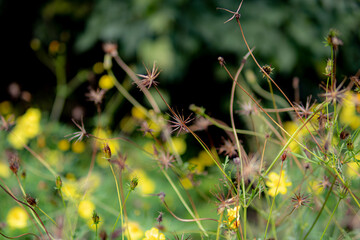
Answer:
[1,0,359,125]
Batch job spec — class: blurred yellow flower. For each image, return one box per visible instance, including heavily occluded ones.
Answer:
[130,169,155,194]
[0,161,11,178]
[188,149,216,173]
[6,206,28,229]
[96,153,109,168]
[58,139,70,151]
[346,162,359,178]
[143,227,165,240]
[0,101,12,115]
[78,200,95,219]
[93,62,104,74]
[131,106,147,120]
[72,141,86,153]
[266,171,292,197]
[283,121,308,153]
[93,128,120,155]
[7,108,41,149]
[167,138,187,155]
[226,206,240,230]
[340,91,360,130]
[126,221,144,240]
[99,74,115,89]
[62,182,80,200]
[308,180,324,195]
[180,177,193,190]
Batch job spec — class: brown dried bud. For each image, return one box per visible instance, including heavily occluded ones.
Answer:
[261,65,274,78]
[26,194,38,207]
[130,177,139,191]
[7,150,20,175]
[92,211,100,225]
[156,212,163,224]
[281,152,287,162]
[103,143,112,159]
[218,57,225,67]
[340,130,350,140]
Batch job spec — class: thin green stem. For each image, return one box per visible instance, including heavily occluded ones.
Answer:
[303,176,337,239]
[264,163,283,240]
[160,168,208,237]
[319,198,341,240]
[216,212,223,240]
[37,207,58,226]
[110,163,124,237]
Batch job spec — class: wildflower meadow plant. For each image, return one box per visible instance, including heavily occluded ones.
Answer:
[0,1,360,240]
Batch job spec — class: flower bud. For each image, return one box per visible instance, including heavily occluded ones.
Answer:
[55,176,62,190]
[130,177,139,191]
[92,211,100,225]
[103,143,112,159]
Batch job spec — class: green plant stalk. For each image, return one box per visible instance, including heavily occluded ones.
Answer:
[37,206,57,226]
[58,189,66,208]
[319,198,341,240]
[50,55,67,121]
[264,162,283,240]
[226,58,246,239]
[16,175,49,237]
[160,168,208,237]
[303,176,336,239]
[95,223,98,240]
[264,102,327,176]
[110,164,124,239]
[266,77,283,137]
[216,212,223,240]
[332,167,360,208]
[109,70,145,112]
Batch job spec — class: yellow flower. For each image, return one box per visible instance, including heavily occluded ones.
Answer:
[198,150,216,167]
[62,182,80,200]
[226,206,240,230]
[283,121,308,153]
[167,138,187,155]
[266,171,292,197]
[0,161,11,178]
[130,169,155,194]
[180,177,193,189]
[78,200,95,219]
[93,128,120,155]
[6,206,28,229]
[0,101,12,115]
[143,227,165,240]
[58,139,70,151]
[131,106,147,120]
[188,157,205,173]
[308,181,324,195]
[99,74,115,89]
[346,162,359,178]
[126,221,144,240]
[72,141,86,153]
[340,91,360,130]
[7,108,41,149]
[93,62,104,74]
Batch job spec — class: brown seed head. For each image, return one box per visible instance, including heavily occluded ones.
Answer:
[26,194,38,207]
[7,150,20,175]
[136,62,160,89]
